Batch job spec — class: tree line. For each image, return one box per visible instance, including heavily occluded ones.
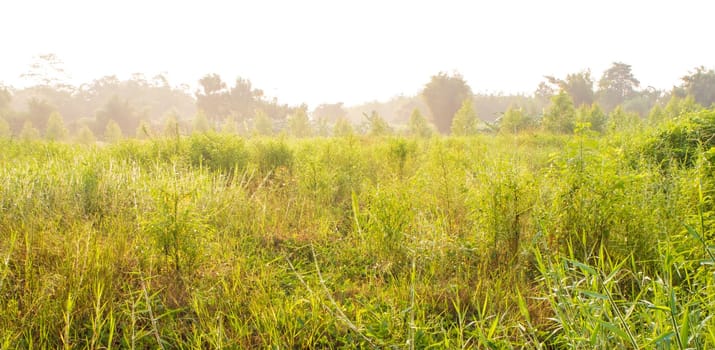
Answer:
[1,57,714,142]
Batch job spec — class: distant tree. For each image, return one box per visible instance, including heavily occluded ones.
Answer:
[365,111,391,136]
[664,94,702,119]
[21,53,72,90]
[499,106,533,133]
[647,104,666,126]
[313,103,347,124]
[576,104,607,133]
[450,99,479,136]
[221,115,238,134]
[408,109,432,138]
[545,70,594,107]
[104,120,123,143]
[25,98,55,132]
[0,87,10,112]
[253,109,273,136]
[333,116,353,137]
[96,95,139,136]
[45,111,68,141]
[680,66,715,107]
[597,62,640,112]
[20,121,40,141]
[196,74,229,122]
[422,72,473,134]
[192,110,212,133]
[229,78,264,121]
[287,108,312,138]
[607,106,642,132]
[0,117,10,138]
[542,90,576,133]
[534,81,555,108]
[76,125,96,145]
[136,120,153,139]
[163,111,181,138]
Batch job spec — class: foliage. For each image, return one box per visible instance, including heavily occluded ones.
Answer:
[499,106,534,133]
[253,109,273,136]
[451,99,479,136]
[44,111,68,141]
[422,72,473,134]
[576,103,608,133]
[545,70,594,107]
[680,66,715,107]
[104,119,123,143]
[365,111,391,137]
[192,110,212,133]
[542,90,576,133]
[408,108,432,137]
[333,116,353,137]
[75,125,96,144]
[19,120,40,140]
[287,108,312,138]
[597,62,640,112]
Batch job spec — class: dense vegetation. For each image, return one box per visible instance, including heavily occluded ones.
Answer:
[2,106,715,348]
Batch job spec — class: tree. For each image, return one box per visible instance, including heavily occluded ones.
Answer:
[647,104,666,126]
[104,120,123,143]
[25,98,55,132]
[365,111,391,136]
[163,111,181,138]
[20,121,40,141]
[333,116,353,137]
[196,74,229,122]
[680,66,715,107]
[534,81,555,108]
[45,111,68,141]
[422,72,473,134]
[545,70,594,107]
[76,125,96,145]
[542,90,576,133]
[313,103,347,124]
[499,106,533,133]
[287,108,312,138]
[192,110,212,133]
[576,104,607,133]
[408,109,432,138]
[96,95,139,136]
[450,99,479,136]
[21,53,72,90]
[597,62,640,112]
[253,109,273,136]
[607,106,641,133]
[221,115,238,134]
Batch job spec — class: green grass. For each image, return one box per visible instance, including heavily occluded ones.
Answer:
[1,120,714,348]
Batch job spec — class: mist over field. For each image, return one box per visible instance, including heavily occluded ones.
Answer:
[2,1,715,348]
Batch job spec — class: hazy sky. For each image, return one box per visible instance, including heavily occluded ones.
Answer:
[2,0,714,107]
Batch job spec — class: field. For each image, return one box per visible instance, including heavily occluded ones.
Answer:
[1,110,715,348]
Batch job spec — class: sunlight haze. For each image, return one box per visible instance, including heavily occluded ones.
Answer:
[2,0,714,106]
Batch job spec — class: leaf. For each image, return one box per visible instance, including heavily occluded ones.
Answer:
[597,319,630,345]
[579,290,608,300]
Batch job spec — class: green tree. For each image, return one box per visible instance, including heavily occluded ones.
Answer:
[576,104,607,133]
[545,70,594,107]
[597,62,640,112]
[221,115,238,134]
[96,95,139,136]
[333,116,353,137]
[76,125,96,145]
[253,109,273,136]
[499,106,533,133]
[408,108,432,137]
[287,108,312,138]
[664,95,702,119]
[312,103,346,124]
[542,90,576,133]
[104,119,123,143]
[365,111,391,136]
[647,104,666,126]
[450,99,479,136]
[680,66,715,107]
[44,111,68,141]
[20,120,40,141]
[192,110,212,133]
[607,106,642,133]
[163,111,181,138]
[422,72,473,134]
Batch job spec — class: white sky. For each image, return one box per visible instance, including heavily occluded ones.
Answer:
[1,0,714,107]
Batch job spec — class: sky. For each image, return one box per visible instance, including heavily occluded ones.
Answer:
[1,0,714,107]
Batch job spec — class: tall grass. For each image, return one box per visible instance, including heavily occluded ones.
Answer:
[0,118,714,348]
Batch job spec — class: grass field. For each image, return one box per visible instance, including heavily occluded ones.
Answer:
[1,111,715,348]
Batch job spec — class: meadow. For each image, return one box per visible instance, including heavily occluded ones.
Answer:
[1,109,715,348]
